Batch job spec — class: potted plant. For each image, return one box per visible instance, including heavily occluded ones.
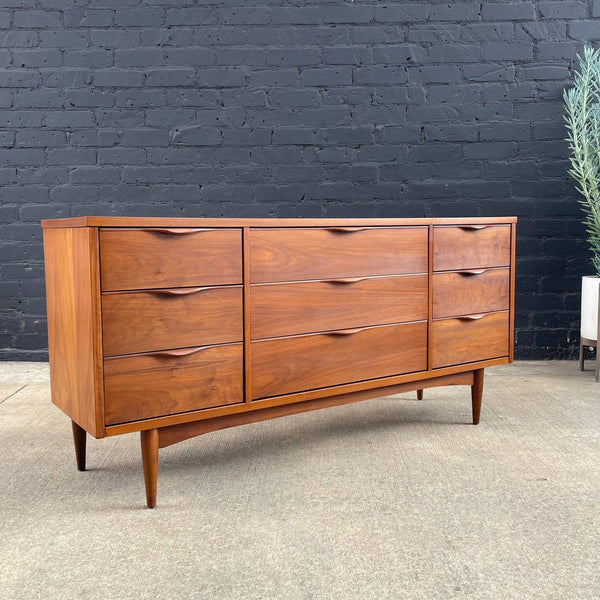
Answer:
[564,45,600,380]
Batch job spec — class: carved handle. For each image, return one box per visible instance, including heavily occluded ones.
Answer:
[325,227,370,233]
[142,228,211,235]
[456,269,486,276]
[458,225,489,231]
[148,346,210,358]
[326,277,368,284]
[326,327,367,336]
[147,287,213,296]
[456,314,486,321]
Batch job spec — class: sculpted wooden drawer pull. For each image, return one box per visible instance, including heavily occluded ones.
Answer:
[325,227,370,233]
[457,269,486,276]
[325,327,367,336]
[326,277,368,284]
[141,228,211,235]
[146,287,214,297]
[458,225,489,231]
[456,314,487,321]
[147,346,211,358]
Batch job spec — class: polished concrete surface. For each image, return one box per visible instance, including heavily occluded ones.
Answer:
[0,361,598,599]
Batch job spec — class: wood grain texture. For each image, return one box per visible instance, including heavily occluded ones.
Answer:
[102,286,242,356]
[471,368,484,425]
[72,420,86,471]
[104,343,243,425]
[431,311,509,369]
[158,371,475,448]
[43,227,104,438]
[100,228,242,291]
[427,225,434,371]
[105,356,509,436]
[433,225,511,271]
[141,428,158,509]
[242,227,252,402]
[41,216,519,508]
[250,227,428,283]
[432,268,510,319]
[509,223,516,362]
[42,216,518,229]
[251,274,428,339]
[251,321,427,399]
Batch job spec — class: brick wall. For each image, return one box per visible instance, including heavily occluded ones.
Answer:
[0,1,598,360]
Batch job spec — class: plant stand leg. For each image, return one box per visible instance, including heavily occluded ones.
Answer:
[141,429,159,509]
[71,420,86,471]
[471,369,484,425]
[580,341,585,371]
[596,294,600,381]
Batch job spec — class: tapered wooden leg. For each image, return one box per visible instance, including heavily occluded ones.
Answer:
[141,428,159,509]
[579,342,585,371]
[471,369,484,425]
[71,420,86,471]
[416,389,423,400]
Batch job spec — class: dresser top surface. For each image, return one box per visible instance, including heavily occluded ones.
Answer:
[41,216,517,229]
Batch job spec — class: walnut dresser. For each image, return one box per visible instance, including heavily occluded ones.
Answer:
[41,217,516,508]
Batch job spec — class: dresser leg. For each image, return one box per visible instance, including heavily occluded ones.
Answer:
[141,429,159,509]
[471,369,484,425]
[71,420,86,471]
[416,389,423,400]
[579,341,585,371]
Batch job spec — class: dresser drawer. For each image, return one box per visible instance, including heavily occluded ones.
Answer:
[100,228,242,291]
[433,268,510,319]
[102,286,242,356]
[104,343,243,425]
[251,321,427,399]
[433,225,510,272]
[251,274,428,340]
[431,311,509,369]
[250,227,428,283]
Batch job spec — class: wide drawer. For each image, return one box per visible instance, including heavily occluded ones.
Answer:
[100,228,242,291]
[251,321,427,399]
[251,274,428,339]
[102,285,243,356]
[433,225,510,271]
[433,268,510,319]
[104,343,243,425]
[250,227,428,283]
[431,311,509,369]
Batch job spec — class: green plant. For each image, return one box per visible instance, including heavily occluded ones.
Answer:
[564,45,600,276]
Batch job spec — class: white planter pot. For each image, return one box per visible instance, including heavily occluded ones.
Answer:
[581,275,600,341]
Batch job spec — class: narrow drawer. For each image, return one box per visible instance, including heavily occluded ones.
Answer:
[102,285,243,356]
[433,268,510,319]
[431,311,509,369]
[100,228,242,291]
[250,227,428,283]
[251,274,428,340]
[251,321,427,399]
[433,225,510,271]
[104,343,243,425]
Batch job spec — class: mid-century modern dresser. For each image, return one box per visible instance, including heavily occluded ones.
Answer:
[42,217,516,508]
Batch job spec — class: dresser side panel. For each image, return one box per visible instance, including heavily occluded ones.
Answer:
[509,222,517,362]
[43,227,104,438]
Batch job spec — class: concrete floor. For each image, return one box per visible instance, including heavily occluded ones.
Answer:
[0,361,598,600]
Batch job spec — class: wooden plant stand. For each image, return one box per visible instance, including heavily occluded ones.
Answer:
[579,291,600,382]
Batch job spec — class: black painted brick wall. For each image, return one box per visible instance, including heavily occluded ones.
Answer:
[0,1,598,360]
